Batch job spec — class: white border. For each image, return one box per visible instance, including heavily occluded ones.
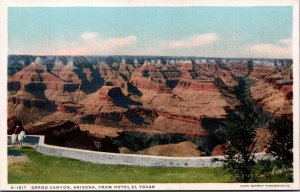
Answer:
[292,0,300,189]
[1,0,298,7]
[0,0,8,189]
[0,0,299,190]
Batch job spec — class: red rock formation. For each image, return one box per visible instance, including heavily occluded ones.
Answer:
[228,63,248,77]
[219,70,232,78]
[7,116,25,134]
[250,64,275,79]
[251,80,292,117]
[59,66,80,84]
[136,78,232,135]
[8,58,84,115]
[83,67,92,82]
[212,128,272,155]
[131,77,171,93]
[56,103,82,113]
[254,128,272,153]
[150,115,204,135]
[98,64,126,87]
[6,55,295,157]
[280,85,293,99]
[274,83,293,100]
[52,57,64,76]
[79,86,128,115]
[211,143,227,156]
[9,59,65,92]
[175,79,218,91]
[174,63,193,71]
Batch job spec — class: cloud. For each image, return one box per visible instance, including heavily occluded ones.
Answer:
[278,38,292,46]
[102,36,137,48]
[166,33,218,49]
[244,39,292,58]
[58,32,137,55]
[10,32,292,58]
[80,32,99,41]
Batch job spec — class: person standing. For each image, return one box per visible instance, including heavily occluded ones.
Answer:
[18,129,26,147]
[11,133,17,147]
[11,125,20,147]
[14,125,20,134]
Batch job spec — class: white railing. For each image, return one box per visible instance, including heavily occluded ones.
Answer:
[7,135,270,167]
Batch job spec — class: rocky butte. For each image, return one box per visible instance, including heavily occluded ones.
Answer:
[7,55,293,157]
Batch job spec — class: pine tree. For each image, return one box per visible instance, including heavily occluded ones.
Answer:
[267,117,293,181]
[222,115,257,182]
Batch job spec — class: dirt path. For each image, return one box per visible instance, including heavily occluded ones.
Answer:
[8,149,29,165]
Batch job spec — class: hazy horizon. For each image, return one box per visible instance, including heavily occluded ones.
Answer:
[7,54,293,60]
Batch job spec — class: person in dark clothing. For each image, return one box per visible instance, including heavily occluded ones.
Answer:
[14,125,21,134]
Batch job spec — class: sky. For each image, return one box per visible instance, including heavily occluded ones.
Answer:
[8,7,293,58]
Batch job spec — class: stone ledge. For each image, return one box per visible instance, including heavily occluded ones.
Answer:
[7,135,270,168]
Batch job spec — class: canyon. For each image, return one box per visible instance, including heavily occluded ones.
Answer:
[7,55,293,157]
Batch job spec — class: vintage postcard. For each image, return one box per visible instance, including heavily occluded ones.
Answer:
[0,0,299,190]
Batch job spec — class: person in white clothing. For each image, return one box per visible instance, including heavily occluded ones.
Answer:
[11,133,18,146]
[18,130,26,147]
